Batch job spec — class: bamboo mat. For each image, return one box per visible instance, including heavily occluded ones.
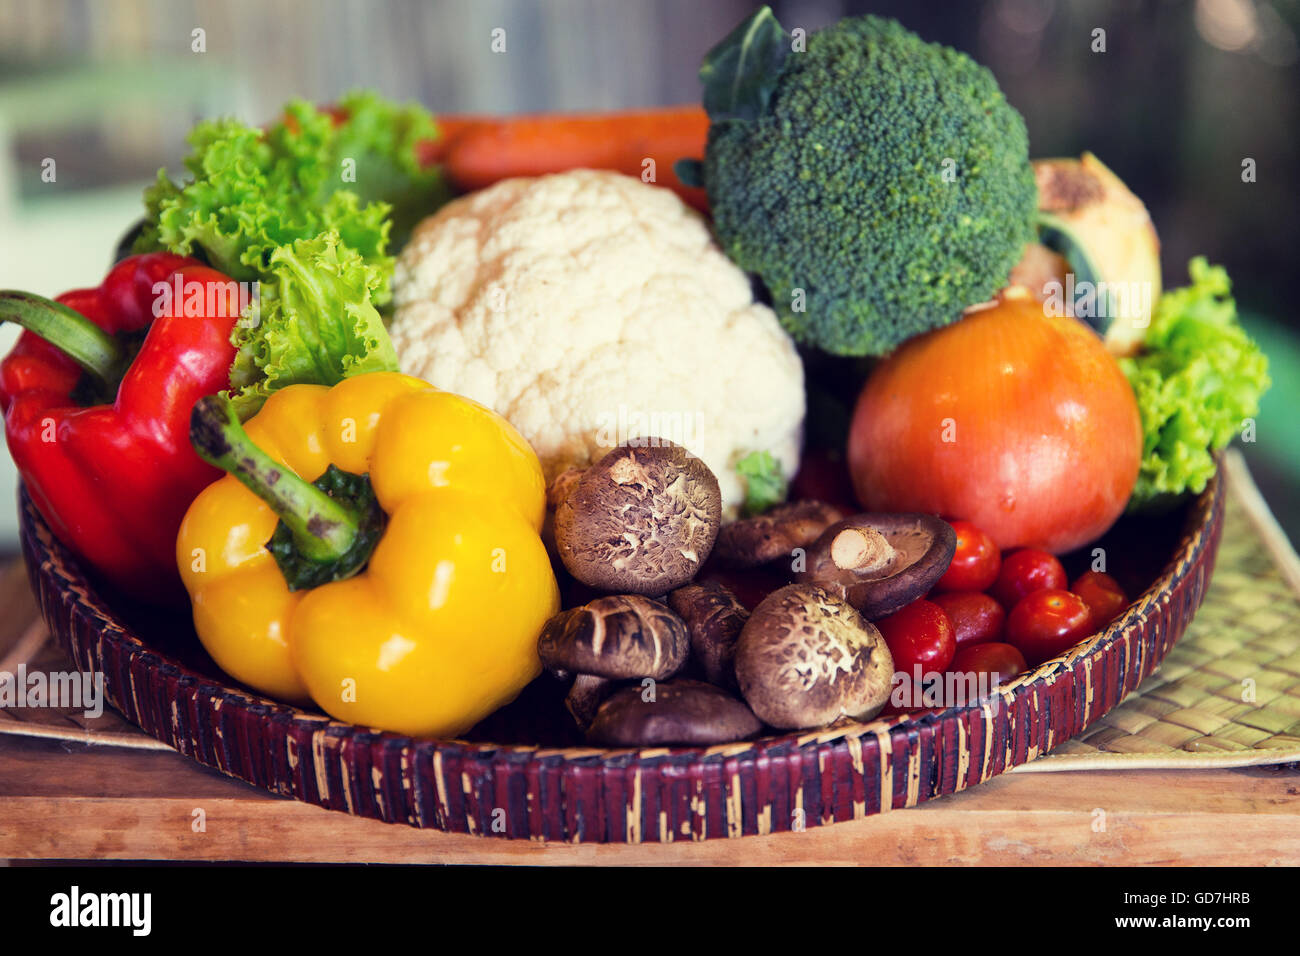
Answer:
[2,449,1298,771]
[1015,449,1300,771]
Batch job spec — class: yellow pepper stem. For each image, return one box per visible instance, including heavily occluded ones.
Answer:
[190,395,386,589]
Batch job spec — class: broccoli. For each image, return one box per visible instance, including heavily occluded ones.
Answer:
[696,10,1038,356]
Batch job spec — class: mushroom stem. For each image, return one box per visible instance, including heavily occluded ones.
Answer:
[831,526,895,573]
[565,674,615,730]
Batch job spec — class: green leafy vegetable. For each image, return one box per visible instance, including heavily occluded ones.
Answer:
[736,450,788,516]
[310,90,451,249]
[135,90,446,418]
[136,90,449,303]
[226,232,399,419]
[1121,258,1270,511]
[698,5,792,123]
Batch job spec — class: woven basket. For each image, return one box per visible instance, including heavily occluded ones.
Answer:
[19,473,1223,842]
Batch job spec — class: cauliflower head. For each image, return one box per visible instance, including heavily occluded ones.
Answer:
[389,169,805,510]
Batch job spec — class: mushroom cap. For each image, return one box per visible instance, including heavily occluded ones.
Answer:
[794,513,956,619]
[537,594,689,680]
[734,583,894,730]
[554,442,722,594]
[667,581,749,691]
[586,679,762,747]
[712,499,846,569]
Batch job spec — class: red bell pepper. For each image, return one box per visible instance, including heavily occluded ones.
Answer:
[0,253,242,603]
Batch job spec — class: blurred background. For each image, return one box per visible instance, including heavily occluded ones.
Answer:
[0,0,1295,544]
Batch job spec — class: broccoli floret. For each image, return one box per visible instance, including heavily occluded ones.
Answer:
[701,13,1038,356]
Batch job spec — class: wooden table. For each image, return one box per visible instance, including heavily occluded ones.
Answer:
[3,731,1299,864]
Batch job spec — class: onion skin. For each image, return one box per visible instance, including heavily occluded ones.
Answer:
[847,294,1141,554]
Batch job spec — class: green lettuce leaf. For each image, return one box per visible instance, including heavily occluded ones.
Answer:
[135,90,449,303]
[736,450,788,516]
[314,90,448,249]
[226,232,399,419]
[1121,258,1270,511]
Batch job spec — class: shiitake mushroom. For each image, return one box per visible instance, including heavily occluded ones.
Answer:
[553,442,722,594]
[585,679,761,747]
[793,513,956,619]
[542,482,952,739]
[667,580,748,692]
[734,583,894,730]
[538,594,689,681]
[711,499,846,569]
[564,674,618,730]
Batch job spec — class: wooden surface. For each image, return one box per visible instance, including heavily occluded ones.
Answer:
[3,732,1300,863]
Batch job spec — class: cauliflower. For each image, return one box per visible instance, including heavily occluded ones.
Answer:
[389,169,805,511]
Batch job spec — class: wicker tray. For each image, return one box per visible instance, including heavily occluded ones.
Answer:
[18,470,1223,842]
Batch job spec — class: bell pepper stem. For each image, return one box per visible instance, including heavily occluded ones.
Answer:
[190,395,359,563]
[0,291,126,389]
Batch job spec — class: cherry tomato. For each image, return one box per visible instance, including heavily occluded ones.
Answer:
[930,590,1005,648]
[989,548,1067,609]
[876,599,956,678]
[934,520,1000,592]
[1005,588,1092,666]
[1071,571,1128,632]
[949,642,1027,687]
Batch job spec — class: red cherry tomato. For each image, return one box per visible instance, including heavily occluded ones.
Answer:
[934,520,1000,592]
[989,548,1067,609]
[1071,571,1128,632]
[949,642,1027,686]
[1005,588,1093,666]
[930,590,1005,648]
[876,599,956,678]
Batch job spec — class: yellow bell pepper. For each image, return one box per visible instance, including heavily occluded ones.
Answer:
[176,371,559,737]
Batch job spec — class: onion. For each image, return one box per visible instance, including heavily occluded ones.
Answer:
[847,293,1141,554]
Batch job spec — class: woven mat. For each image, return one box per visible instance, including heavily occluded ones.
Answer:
[3,450,1299,770]
[1015,449,1300,772]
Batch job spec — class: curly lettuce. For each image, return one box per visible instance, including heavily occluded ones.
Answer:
[135,90,446,418]
[136,89,449,302]
[226,232,398,419]
[1121,258,1270,511]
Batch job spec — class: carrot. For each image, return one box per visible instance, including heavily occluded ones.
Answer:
[419,106,710,212]
[415,115,490,165]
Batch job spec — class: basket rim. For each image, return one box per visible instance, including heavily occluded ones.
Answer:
[17,470,1224,766]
